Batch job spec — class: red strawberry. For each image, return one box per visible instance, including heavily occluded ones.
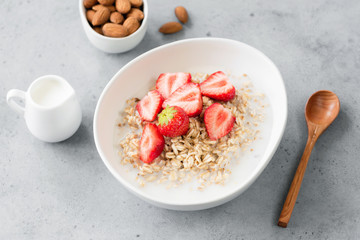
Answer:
[200,71,235,101]
[156,72,192,99]
[136,90,163,122]
[204,103,235,140]
[157,106,189,137]
[140,123,165,164]
[162,82,202,117]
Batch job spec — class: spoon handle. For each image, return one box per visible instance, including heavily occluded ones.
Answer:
[278,134,317,227]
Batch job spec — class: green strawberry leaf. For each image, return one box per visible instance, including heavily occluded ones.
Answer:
[157,105,177,126]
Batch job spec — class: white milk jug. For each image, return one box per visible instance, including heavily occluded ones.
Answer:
[6,75,82,142]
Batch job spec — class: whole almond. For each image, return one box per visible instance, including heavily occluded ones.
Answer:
[93,4,115,12]
[129,0,142,8]
[110,12,124,24]
[175,6,188,24]
[123,17,140,35]
[83,0,98,8]
[93,26,103,35]
[102,23,128,37]
[98,0,115,5]
[159,22,182,34]
[126,8,144,21]
[115,0,131,14]
[86,10,96,23]
[92,6,110,26]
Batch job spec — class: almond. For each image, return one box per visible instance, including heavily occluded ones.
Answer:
[92,4,102,10]
[92,6,110,26]
[175,6,188,24]
[123,17,140,35]
[93,4,115,12]
[107,5,116,12]
[115,0,131,14]
[126,8,144,21]
[159,22,182,34]
[98,0,115,5]
[102,23,128,37]
[110,11,124,24]
[86,10,96,23]
[93,26,103,35]
[129,0,143,8]
[83,0,98,9]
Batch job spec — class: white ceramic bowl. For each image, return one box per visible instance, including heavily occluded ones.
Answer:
[79,0,148,53]
[94,38,287,210]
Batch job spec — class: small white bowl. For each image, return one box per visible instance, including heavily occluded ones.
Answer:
[79,0,148,53]
[94,38,287,210]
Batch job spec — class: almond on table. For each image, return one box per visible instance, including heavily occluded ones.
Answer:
[159,22,183,34]
[175,6,189,24]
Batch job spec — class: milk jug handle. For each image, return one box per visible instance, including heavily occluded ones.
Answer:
[7,89,26,115]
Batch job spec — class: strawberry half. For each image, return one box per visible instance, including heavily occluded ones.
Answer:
[200,71,235,101]
[204,103,235,140]
[139,123,165,164]
[162,82,203,117]
[156,72,192,99]
[136,90,164,122]
[157,106,189,137]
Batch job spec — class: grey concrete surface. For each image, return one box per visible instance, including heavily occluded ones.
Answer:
[1,0,359,239]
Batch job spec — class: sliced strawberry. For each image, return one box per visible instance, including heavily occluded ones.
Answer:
[140,123,165,164]
[200,71,235,101]
[204,103,235,140]
[157,106,189,137]
[162,82,202,117]
[156,72,192,99]
[136,90,163,122]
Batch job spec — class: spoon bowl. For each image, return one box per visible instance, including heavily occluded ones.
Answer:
[305,90,340,126]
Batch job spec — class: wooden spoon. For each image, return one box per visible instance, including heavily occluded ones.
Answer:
[278,90,340,228]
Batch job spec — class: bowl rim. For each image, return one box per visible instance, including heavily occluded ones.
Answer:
[93,37,288,207]
[79,0,148,41]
